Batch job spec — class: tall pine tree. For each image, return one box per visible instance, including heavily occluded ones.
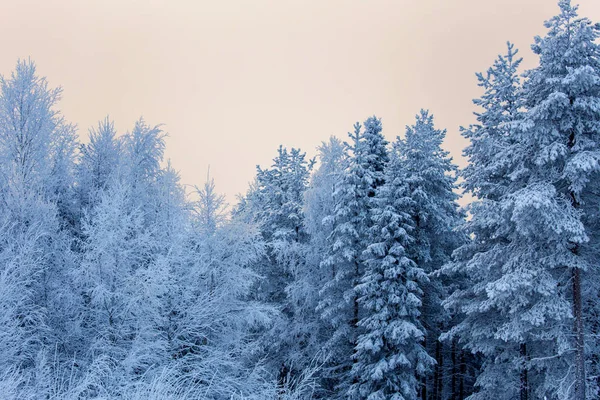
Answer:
[518,2,600,397]
[399,110,464,400]
[442,44,527,400]
[350,137,433,400]
[318,116,388,397]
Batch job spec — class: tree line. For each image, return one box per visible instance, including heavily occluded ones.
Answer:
[0,1,599,399]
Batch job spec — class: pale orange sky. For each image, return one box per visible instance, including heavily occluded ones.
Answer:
[2,0,600,202]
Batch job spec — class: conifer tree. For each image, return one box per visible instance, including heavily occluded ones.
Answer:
[318,116,388,396]
[518,2,600,397]
[442,44,527,400]
[350,138,433,400]
[399,110,464,400]
[446,2,600,398]
[243,146,315,383]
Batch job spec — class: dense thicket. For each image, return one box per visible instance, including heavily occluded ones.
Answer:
[1,1,599,399]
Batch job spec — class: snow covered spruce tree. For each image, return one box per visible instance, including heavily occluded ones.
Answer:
[349,137,433,400]
[461,43,523,202]
[317,116,388,397]
[517,2,600,397]
[442,43,526,400]
[446,2,600,398]
[240,146,315,385]
[397,110,465,400]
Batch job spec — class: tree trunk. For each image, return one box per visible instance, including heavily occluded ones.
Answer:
[421,335,428,400]
[573,266,586,400]
[451,339,457,400]
[459,350,466,400]
[568,118,586,400]
[352,259,360,385]
[519,342,528,400]
[434,340,443,400]
[590,300,600,394]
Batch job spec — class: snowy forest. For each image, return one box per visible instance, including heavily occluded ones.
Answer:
[2,1,600,399]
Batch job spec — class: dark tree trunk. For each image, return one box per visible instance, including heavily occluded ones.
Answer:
[573,266,586,400]
[434,340,443,400]
[451,339,458,400]
[459,351,466,400]
[421,335,428,400]
[351,259,360,385]
[568,112,586,400]
[519,342,529,400]
[590,300,600,395]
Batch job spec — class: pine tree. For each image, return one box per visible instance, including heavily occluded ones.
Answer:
[350,139,433,400]
[445,3,600,398]
[518,2,600,397]
[243,146,315,383]
[318,123,369,395]
[399,110,464,400]
[462,43,523,202]
[363,116,389,196]
[318,117,388,396]
[442,44,526,400]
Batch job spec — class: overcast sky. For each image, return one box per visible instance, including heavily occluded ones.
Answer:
[2,0,600,202]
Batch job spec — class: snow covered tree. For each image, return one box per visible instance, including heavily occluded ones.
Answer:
[121,162,187,381]
[73,117,170,389]
[169,174,273,398]
[363,116,389,197]
[462,43,523,202]
[153,160,188,238]
[302,136,348,378]
[240,146,315,384]
[0,60,78,391]
[77,117,122,211]
[47,122,78,227]
[305,137,347,246]
[76,182,149,371]
[0,59,61,198]
[317,116,388,396]
[445,3,600,398]
[398,110,464,400]
[350,138,433,400]
[121,118,166,224]
[194,169,227,236]
[442,43,526,400]
[517,2,600,397]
